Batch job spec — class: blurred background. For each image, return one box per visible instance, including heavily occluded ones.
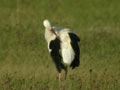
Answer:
[0,0,120,90]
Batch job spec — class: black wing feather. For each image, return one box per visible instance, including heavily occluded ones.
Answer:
[49,38,66,73]
[69,33,80,69]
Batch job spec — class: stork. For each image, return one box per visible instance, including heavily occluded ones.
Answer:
[43,19,80,82]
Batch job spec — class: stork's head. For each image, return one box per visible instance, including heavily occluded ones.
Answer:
[43,19,62,42]
[43,19,52,30]
[43,19,56,36]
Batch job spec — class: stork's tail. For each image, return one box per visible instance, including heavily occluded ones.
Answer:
[43,19,52,30]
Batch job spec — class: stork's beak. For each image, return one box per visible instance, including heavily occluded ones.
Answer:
[50,29,62,43]
[50,28,57,36]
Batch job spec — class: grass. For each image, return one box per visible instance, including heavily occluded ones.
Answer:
[0,0,120,90]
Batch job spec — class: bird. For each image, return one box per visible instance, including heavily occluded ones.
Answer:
[43,19,80,82]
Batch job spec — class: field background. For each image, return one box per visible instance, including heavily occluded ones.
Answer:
[0,0,120,90]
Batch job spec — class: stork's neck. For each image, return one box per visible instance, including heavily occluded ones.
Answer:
[50,28,62,43]
[45,29,55,43]
[45,28,62,43]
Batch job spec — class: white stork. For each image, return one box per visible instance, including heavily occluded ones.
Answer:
[43,19,80,82]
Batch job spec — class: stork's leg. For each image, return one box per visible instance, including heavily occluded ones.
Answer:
[59,73,61,82]
[65,66,68,80]
[58,66,67,82]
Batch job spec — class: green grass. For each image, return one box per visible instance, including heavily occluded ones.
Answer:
[0,0,120,90]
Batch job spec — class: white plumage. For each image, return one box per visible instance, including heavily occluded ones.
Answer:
[59,29,75,65]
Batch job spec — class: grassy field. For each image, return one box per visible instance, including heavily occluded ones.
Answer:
[0,0,120,90]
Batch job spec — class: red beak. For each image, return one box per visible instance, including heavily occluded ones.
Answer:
[50,29,62,43]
